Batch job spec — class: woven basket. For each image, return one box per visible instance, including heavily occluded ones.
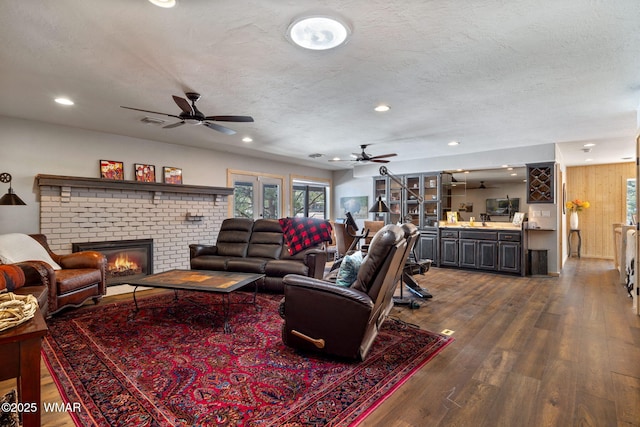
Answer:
[0,293,38,332]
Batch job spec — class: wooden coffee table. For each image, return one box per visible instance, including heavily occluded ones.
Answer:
[126,269,264,333]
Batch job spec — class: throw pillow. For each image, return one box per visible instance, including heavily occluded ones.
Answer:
[335,251,364,287]
[0,265,26,292]
[0,233,62,270]
[279,217,333,255]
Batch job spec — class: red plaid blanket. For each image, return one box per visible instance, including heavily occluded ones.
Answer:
[279,217,333,255]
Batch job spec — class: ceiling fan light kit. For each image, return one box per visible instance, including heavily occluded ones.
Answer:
[287,15,351,50]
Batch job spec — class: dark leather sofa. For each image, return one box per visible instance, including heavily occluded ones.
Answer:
[190,218,327,293]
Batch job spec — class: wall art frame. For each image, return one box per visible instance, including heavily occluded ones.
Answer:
[100,160,124,180]
[134,164,156,182]
[163,166,182,184]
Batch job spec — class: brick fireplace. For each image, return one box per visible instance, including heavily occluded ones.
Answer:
[36,175,232,274]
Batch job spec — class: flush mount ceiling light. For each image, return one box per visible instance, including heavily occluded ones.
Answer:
[54,97,74,106]
[287,15,351,50]
[374,104,390,112]
[148,0,177,8]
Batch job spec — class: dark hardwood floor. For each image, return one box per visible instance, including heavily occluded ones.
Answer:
[2,258,638,426]
[362,258,640,427]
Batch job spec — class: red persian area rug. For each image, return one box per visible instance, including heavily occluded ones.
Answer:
[43,292,453,426]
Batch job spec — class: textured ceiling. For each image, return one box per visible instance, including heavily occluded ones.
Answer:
[1,0,639,170]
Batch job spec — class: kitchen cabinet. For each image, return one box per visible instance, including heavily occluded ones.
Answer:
[418,231,438,262]
[372,171,452,230]
[440,229,459,266]
[527,162,554,203]
[438,227,525,275]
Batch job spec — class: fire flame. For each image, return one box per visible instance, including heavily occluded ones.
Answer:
[108,253,142,275]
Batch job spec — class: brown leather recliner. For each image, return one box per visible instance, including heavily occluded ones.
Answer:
[27,234,107,316]
[281,223,415,360]
[10,261,52,317]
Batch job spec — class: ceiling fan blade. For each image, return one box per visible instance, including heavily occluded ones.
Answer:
[163,121,185,129]
[372,159,390,163]
[203,122,237,135]
[172,96,193,115]
[370,153,397,160]
[328,158,354,162]
[205,115,254,122]
[120,106,181,119]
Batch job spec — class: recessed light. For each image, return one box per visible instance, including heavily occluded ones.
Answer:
[148,0,176,8]
[448,141,459,146]
[332,157,341,161]
[510,173,517,176]
[374,104,390,112]
[583,143,596,147]
[55,97,74,106]
[585,158,593,162]
[287,15,351,50]
[242,137,253,143]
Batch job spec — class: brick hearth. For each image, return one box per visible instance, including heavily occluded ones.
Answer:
[36,175,232,273]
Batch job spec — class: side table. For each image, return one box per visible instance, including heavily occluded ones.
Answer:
[568,229,582,258]
[0,307,48,427]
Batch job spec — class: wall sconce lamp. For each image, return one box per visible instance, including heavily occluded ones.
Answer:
[0,173,26,205]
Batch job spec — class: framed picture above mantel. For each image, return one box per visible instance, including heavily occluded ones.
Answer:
[100,160,124,180]
[134,164,155,182]
[163,167,182,185]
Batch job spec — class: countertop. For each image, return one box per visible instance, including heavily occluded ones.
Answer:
[438,221,522,231]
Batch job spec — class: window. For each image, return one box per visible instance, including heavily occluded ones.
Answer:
[293,185,327,218]
[292,177,330,219]
[627,178,636,225]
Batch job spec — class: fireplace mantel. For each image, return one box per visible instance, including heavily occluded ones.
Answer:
[36,174,234,196]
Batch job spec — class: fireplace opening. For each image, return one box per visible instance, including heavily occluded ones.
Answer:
[72,239,153,286]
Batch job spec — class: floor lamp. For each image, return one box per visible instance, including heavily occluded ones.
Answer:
[368,179,423,308]
[376,166,433,302]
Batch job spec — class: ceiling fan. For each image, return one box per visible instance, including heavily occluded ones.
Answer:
[467,180,498,189]
[329,144,397,164]
[120,92,253,135]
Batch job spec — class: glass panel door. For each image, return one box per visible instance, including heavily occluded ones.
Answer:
[232,174,282,220]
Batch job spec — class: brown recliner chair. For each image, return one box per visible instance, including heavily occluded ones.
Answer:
[281,223,412,360]
[28,234,107,316]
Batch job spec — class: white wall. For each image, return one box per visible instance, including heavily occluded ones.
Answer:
[332,169,373,229]
[0,116,331,234]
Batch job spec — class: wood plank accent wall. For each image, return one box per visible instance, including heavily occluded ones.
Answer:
[565,162,634,259]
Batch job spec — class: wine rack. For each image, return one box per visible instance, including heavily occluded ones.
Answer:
[527,163,554,203]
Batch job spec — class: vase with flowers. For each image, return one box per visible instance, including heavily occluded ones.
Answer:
[566,199,590,230]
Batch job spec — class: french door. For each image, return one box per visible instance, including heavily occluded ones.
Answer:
[231,173,282,220]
